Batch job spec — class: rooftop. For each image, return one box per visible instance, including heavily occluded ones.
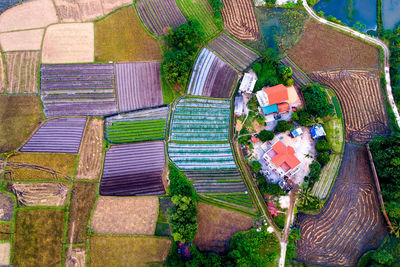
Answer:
[269,140,301,170]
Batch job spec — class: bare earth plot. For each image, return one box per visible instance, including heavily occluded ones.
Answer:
[65,247,86,267]
[4,51,40,94]
[309,70,389,142]
[0,29,43,51]
[221,0,260,41]
[42,23,94,64]
[0,243,10,266]
[75,118,103,180]
[90,235,171,267]
[0,0,59,32]
[116,62,163,112]
[91,196,158,235]
[0,193,14,221]
[296,143,387,267]
[287,21,379,72]
[11,182,68,206]
[194,202,253,254]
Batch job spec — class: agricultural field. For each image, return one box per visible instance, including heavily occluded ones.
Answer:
[75,118,103,180]
[311,153,341,199]
[0,243,10,266]
[5,153,76,181]
[0,51,5,93]
[115,62,163,112]
[91,196,158,235]
[309,70,389,142]
[90,235,171,267]
[0,223,12,240]
[0,0,20,13]
[21,117,87,154]
[0,0,58,32]
[94,7,162,62]
[170,98,230,142]
[287,21,379,72]
[11,182,69,206]
[0,95,42,153]
[208,33,259,71]
[324,117,344,154]
[53,0,131,22]
[100,142,166,196]
[221,0,260,41]
[65,247,86,267]
[41,23,94,64]
[194,202,253,254]
[67,182,97,243]
[0,29,43,51]
[105,106,169,143]
[13,209,64,266]
[135,0,187,35]
[4,51,40,94]
[0,193,14,221]
[175,0,219,38]
[296,144,387,266]
[187,48,238,98]
[40,64,118,117]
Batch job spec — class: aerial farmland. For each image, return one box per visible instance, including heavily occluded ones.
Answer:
[0,0,399,266]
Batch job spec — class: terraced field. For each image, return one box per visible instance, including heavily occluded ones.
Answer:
[136,0,187,35]
[5,51,39,94]
[170,98,230,142]
[105,106,169,143]
[185,169,246,193]
[309,70,389,142]
[296,144,387,266]
[208,33,259,71]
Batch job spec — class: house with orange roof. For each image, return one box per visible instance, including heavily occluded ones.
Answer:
[262,140,301,176]
[256,84,301,116]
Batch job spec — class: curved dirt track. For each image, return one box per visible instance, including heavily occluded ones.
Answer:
[296,143,387,266]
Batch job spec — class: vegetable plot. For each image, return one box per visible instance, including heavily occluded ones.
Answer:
[170,98,230,142]
[105,106,169,144]
[136,0,187,35]
[40,64,117,117]
[20,117,86,154]
[100,141,166,196]
[208,33,259,71]
[187,48,238,98]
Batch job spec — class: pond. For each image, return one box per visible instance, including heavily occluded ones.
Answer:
[314,0,377,32]
[382,0,400,30]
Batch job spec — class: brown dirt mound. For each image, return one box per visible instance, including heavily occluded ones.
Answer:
[11,182,68,207]
[65,247,86,267]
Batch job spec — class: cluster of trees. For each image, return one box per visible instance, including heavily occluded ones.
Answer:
[382,27,400,105]
[304,161,322,186]
[256,174,285,196]
[162,21,204,90]
[301,83,335,118]
[275,120,294,133]
[315,139,331,165]
[259,130,274,142]
[209,0,224,27]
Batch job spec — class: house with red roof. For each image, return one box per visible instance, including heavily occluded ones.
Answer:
[262,140,301,176]
[256,84,301,116]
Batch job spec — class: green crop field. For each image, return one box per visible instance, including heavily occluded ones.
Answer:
[106,119,167,143]
[312,153,341,199]
[324,117,344,154]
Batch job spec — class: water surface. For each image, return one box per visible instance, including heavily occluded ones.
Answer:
[382,0,400,30]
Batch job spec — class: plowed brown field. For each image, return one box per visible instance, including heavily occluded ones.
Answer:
[11,182,69,206]
[5,51,39,94]
[65,247,86,267]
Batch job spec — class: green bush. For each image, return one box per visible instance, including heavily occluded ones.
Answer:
[239,135,251,145]
[273,213,286,229]
[275,120,294,132]
[251,161,262,173]
[259,130,274,142]
[301,83,335,118]
[317,151,330,165]
[305,161,322,185]
[169,164,197,199]
[257,175,285,196]
[292,108,315,126]
[315,139,331,152]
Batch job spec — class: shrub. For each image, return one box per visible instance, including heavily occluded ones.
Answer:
[251,161,262,173]
[273,213,286,229]
[293,108,315,126]
[301,83,335,118]
[315,139,331,152]
[259,130,274,142]
[239,135,251,145]
[305,161,322,185]
[257,175,285,196]
[317,151,330,165]
[275,120,294,132]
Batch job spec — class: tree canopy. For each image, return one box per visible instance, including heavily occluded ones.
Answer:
[301,83,335,118]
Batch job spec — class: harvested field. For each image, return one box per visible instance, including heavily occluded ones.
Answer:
[0,242,10,266]
[75,118,103,180]
[208,33,259,71]
[21,117,87,153]
[280,57,311,86]
[90,235,171,267]
[309,70,389,142]
[0,223,11,240]
[40,64,117,117]
[0,193,14,221]
[0,95,42,152]
[0,0,58,32]
[116,62,163,112]
[187,48,238,98]
[176,0,219,38]
[14,209,64,266]
[42,23,94,64]
[65,247,86,267]
[0,29,43,51]
[136,0,187,35]
[67,182,97,243]
[296,143,387,266]
[105,106,169,143]
[101,0,131,14]
[91,196,158,235]
[4,51,39,94]
[0,51,4,93]
[95,7,162,62]
[5,153,76,181]
[194,202,253,254]
[221,0,260,41]
[11,182,68,206]
[287,21,379,72]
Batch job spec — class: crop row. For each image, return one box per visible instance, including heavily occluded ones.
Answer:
[204,193,253,208]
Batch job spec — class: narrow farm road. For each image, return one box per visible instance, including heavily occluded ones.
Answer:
[302,0,400,128]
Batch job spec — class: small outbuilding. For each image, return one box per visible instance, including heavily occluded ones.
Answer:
[234,95,244,116]
[239,70,257,94]
[310,124,326,139]
[290,128,303,138]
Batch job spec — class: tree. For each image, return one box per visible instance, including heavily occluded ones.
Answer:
[239,135,251,145]
[169,164,197,199]
[168,195,198,243]
[275,120,294,132]
[305,161,322,185]
[292,108,315,126]
[301,83,335,118]
[259,130,274,142]
[315,139,331,152]
[256,114,266,125]
[371,249,394,266]
[251,161,262,173]
[317,151,330,165]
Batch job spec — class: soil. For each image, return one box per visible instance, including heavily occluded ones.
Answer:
[11,182,68,207]
[0,242,10,266]
[65,247,86,267]
[0,223,11,240]
[194,202,253,254]
[42,23,94,64]
[75,118,103,180]
[91,196,158,235]
[0,193,14,221]
[0,29,44,51]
